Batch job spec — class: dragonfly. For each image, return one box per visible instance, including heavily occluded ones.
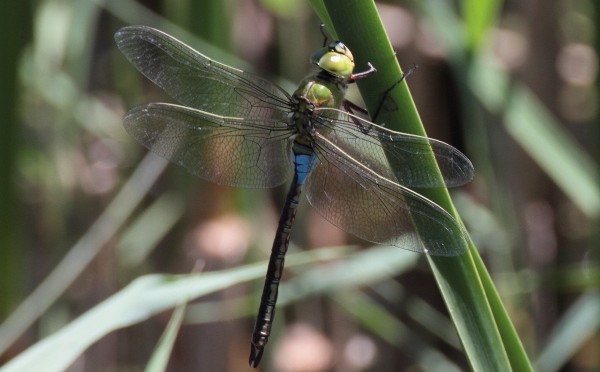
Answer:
[114,25,473,368]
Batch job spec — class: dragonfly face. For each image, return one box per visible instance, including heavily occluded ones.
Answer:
[310,40,355,79]
[114,25,474,368]
[293,41,356,122]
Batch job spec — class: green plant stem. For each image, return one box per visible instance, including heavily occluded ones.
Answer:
[318,1,532,370]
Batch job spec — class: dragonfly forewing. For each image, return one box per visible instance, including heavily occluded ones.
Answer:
[307,132,468,256]
[124,103,294,188]
[314,108,474,188]
[115,26,292,121]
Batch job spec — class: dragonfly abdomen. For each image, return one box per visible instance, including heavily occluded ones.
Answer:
[249,170,303,367]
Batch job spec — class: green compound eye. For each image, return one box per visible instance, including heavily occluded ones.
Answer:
[310,41,355,79]
[319,52,354,78]
[333,42,353,62]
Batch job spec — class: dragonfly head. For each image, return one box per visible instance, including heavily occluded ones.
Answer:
[310,41,355,79]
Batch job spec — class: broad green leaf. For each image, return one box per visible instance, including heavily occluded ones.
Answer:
[0,248,349,372]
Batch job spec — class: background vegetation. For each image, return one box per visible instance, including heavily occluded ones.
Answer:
[0,0,598,371]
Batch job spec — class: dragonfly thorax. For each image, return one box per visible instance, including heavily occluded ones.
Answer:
[293,73,347,110]
[301,79,343,109]
[291,73,347,142]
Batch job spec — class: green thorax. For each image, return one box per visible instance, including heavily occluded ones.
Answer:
[290,72,347,149]
[293,72,347,110]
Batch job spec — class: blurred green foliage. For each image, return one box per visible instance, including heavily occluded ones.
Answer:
[0,0,598,371]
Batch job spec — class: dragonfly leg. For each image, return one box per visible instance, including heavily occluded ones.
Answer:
[349,62,377,82]
[371,63,418,122]
[319,23,329,47]
[342,99,368,116]
[342,100,376,134]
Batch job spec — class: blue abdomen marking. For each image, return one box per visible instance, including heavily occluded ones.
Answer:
[294,153,315,185]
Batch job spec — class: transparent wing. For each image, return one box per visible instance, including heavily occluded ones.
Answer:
[124,103,293,188]
[305,132,468,256]
[314,108,474,188]
[115,25,292,121]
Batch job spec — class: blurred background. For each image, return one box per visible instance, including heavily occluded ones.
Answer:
[0,0,598,371]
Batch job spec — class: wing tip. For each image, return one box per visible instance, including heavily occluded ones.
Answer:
[114,25,162,48]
